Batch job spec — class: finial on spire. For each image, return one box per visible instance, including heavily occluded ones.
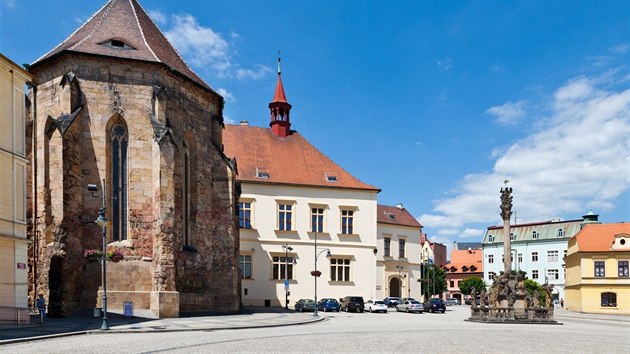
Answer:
[277,50,281,75]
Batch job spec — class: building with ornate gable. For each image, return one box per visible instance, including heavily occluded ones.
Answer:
[565,223,630,314]
[442,241,483,303]
[223,60,382,307]
[376,204,423,300]
[26,0,240,318]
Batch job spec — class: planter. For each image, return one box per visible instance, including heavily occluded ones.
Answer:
[310,270,322,277]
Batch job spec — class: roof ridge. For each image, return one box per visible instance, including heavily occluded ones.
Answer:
[32,0,111,64]
[129,0,158,61]
[69,0,116,51]
[130,0,213,91]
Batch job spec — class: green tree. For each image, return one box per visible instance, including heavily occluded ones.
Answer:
[458,276,486,296]
[419,264,447,299]
[524,279,546,304]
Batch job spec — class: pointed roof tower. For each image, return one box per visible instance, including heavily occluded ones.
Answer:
[268,53,292,138]
[30,0,213,92]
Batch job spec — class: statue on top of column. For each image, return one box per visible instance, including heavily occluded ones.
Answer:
[500,182,513,221]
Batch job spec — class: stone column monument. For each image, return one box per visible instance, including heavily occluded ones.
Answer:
[500,185,513,274]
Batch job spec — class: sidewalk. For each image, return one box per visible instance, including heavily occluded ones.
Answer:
[554,308,630,323]
[0,307,324,345]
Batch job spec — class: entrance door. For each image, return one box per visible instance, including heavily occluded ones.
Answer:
[389,278,401,297]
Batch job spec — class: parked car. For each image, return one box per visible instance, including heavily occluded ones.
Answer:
[383,297,401,307]
[423,299,446,313]
[364,300,388,313]
[445,298,460,306]
[340,296,365,312]
[396,300,424,313]
[317,298,340,312]
[294,299,316,312]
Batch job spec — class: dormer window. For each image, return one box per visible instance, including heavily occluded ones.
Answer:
[325,172,337,182]
[510,233,516,241]
[256,167,269,179]
[558,229,565,237]
[100,39,135,50]
[387,212,395,220]
[488,235,494,243]
[532,231,538,239]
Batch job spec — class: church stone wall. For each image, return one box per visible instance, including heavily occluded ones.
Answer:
[28,53,240,317]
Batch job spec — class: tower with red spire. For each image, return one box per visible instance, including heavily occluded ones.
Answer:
[269,54,292,138]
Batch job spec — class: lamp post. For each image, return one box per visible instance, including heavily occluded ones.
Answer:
[313,229,331,317]
[282,244,293,310]
[88,179,109,330]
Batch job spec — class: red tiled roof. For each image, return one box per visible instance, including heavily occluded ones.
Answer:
[574,223,630,252]
[377,205,421,228]
[223,124,379,191]
[31,0,212,91]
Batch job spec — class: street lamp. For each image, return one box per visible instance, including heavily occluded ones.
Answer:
[312,229,331,317]
[282,244,293,310]
[87,180,109,330]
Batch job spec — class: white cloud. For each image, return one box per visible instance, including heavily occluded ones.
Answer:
[235,65,273,80]
[462,228,484,237]
[148,9,167,26]
[216,88,236,103]
[422,74,630,234]
[161,13,271,80]
[437,57,453,71]
[223,116,236,125]
[610,43,629,54]
[486,100,527,126]
[165,14,231,76]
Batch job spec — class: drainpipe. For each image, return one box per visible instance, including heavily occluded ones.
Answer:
[27,82,38,309]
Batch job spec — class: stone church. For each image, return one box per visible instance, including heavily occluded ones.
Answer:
[26,0,240,317]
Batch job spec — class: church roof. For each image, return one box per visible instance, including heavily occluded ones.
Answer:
[223,124,380,192]
[377,205,421,228]
[31,0,212,91]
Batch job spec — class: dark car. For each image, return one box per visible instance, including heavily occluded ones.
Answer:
[423,299,446,313]
[340,296,365,312]
[317,298,340,312]
[383,297,401,307]
[294,299,316,312]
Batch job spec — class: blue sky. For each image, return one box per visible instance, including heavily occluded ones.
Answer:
[1,0,628,250]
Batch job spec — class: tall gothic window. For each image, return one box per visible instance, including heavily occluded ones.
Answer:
[111,123,128,241]
[183,143,190,246]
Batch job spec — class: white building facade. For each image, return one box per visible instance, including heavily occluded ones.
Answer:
[376,204,422,301]
[482,212,600,301]
[223,64,381,307]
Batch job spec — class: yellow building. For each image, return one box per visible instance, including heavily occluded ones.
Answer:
[565,223,630,315]
[0,53,32,325]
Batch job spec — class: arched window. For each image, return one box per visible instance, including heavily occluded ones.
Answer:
[183,142,190,246]
[111,123,128,241]
[601,292,616,307]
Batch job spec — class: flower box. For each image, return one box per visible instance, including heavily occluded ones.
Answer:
[310,270,322,277]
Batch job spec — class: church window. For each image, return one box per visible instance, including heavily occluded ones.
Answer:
[111,123,128,241]
[183,144,190,246]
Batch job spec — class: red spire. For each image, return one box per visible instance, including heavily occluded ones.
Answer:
[272,73,288,103]
[269,53,292,138]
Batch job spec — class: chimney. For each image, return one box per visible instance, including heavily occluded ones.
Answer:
[395,203,404,209]
[240,121,249,126]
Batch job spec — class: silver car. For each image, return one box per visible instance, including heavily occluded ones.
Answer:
[364,300,388,313]
[396,300,423,313]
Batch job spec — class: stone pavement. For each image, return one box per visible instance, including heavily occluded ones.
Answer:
[0,307,323,345]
